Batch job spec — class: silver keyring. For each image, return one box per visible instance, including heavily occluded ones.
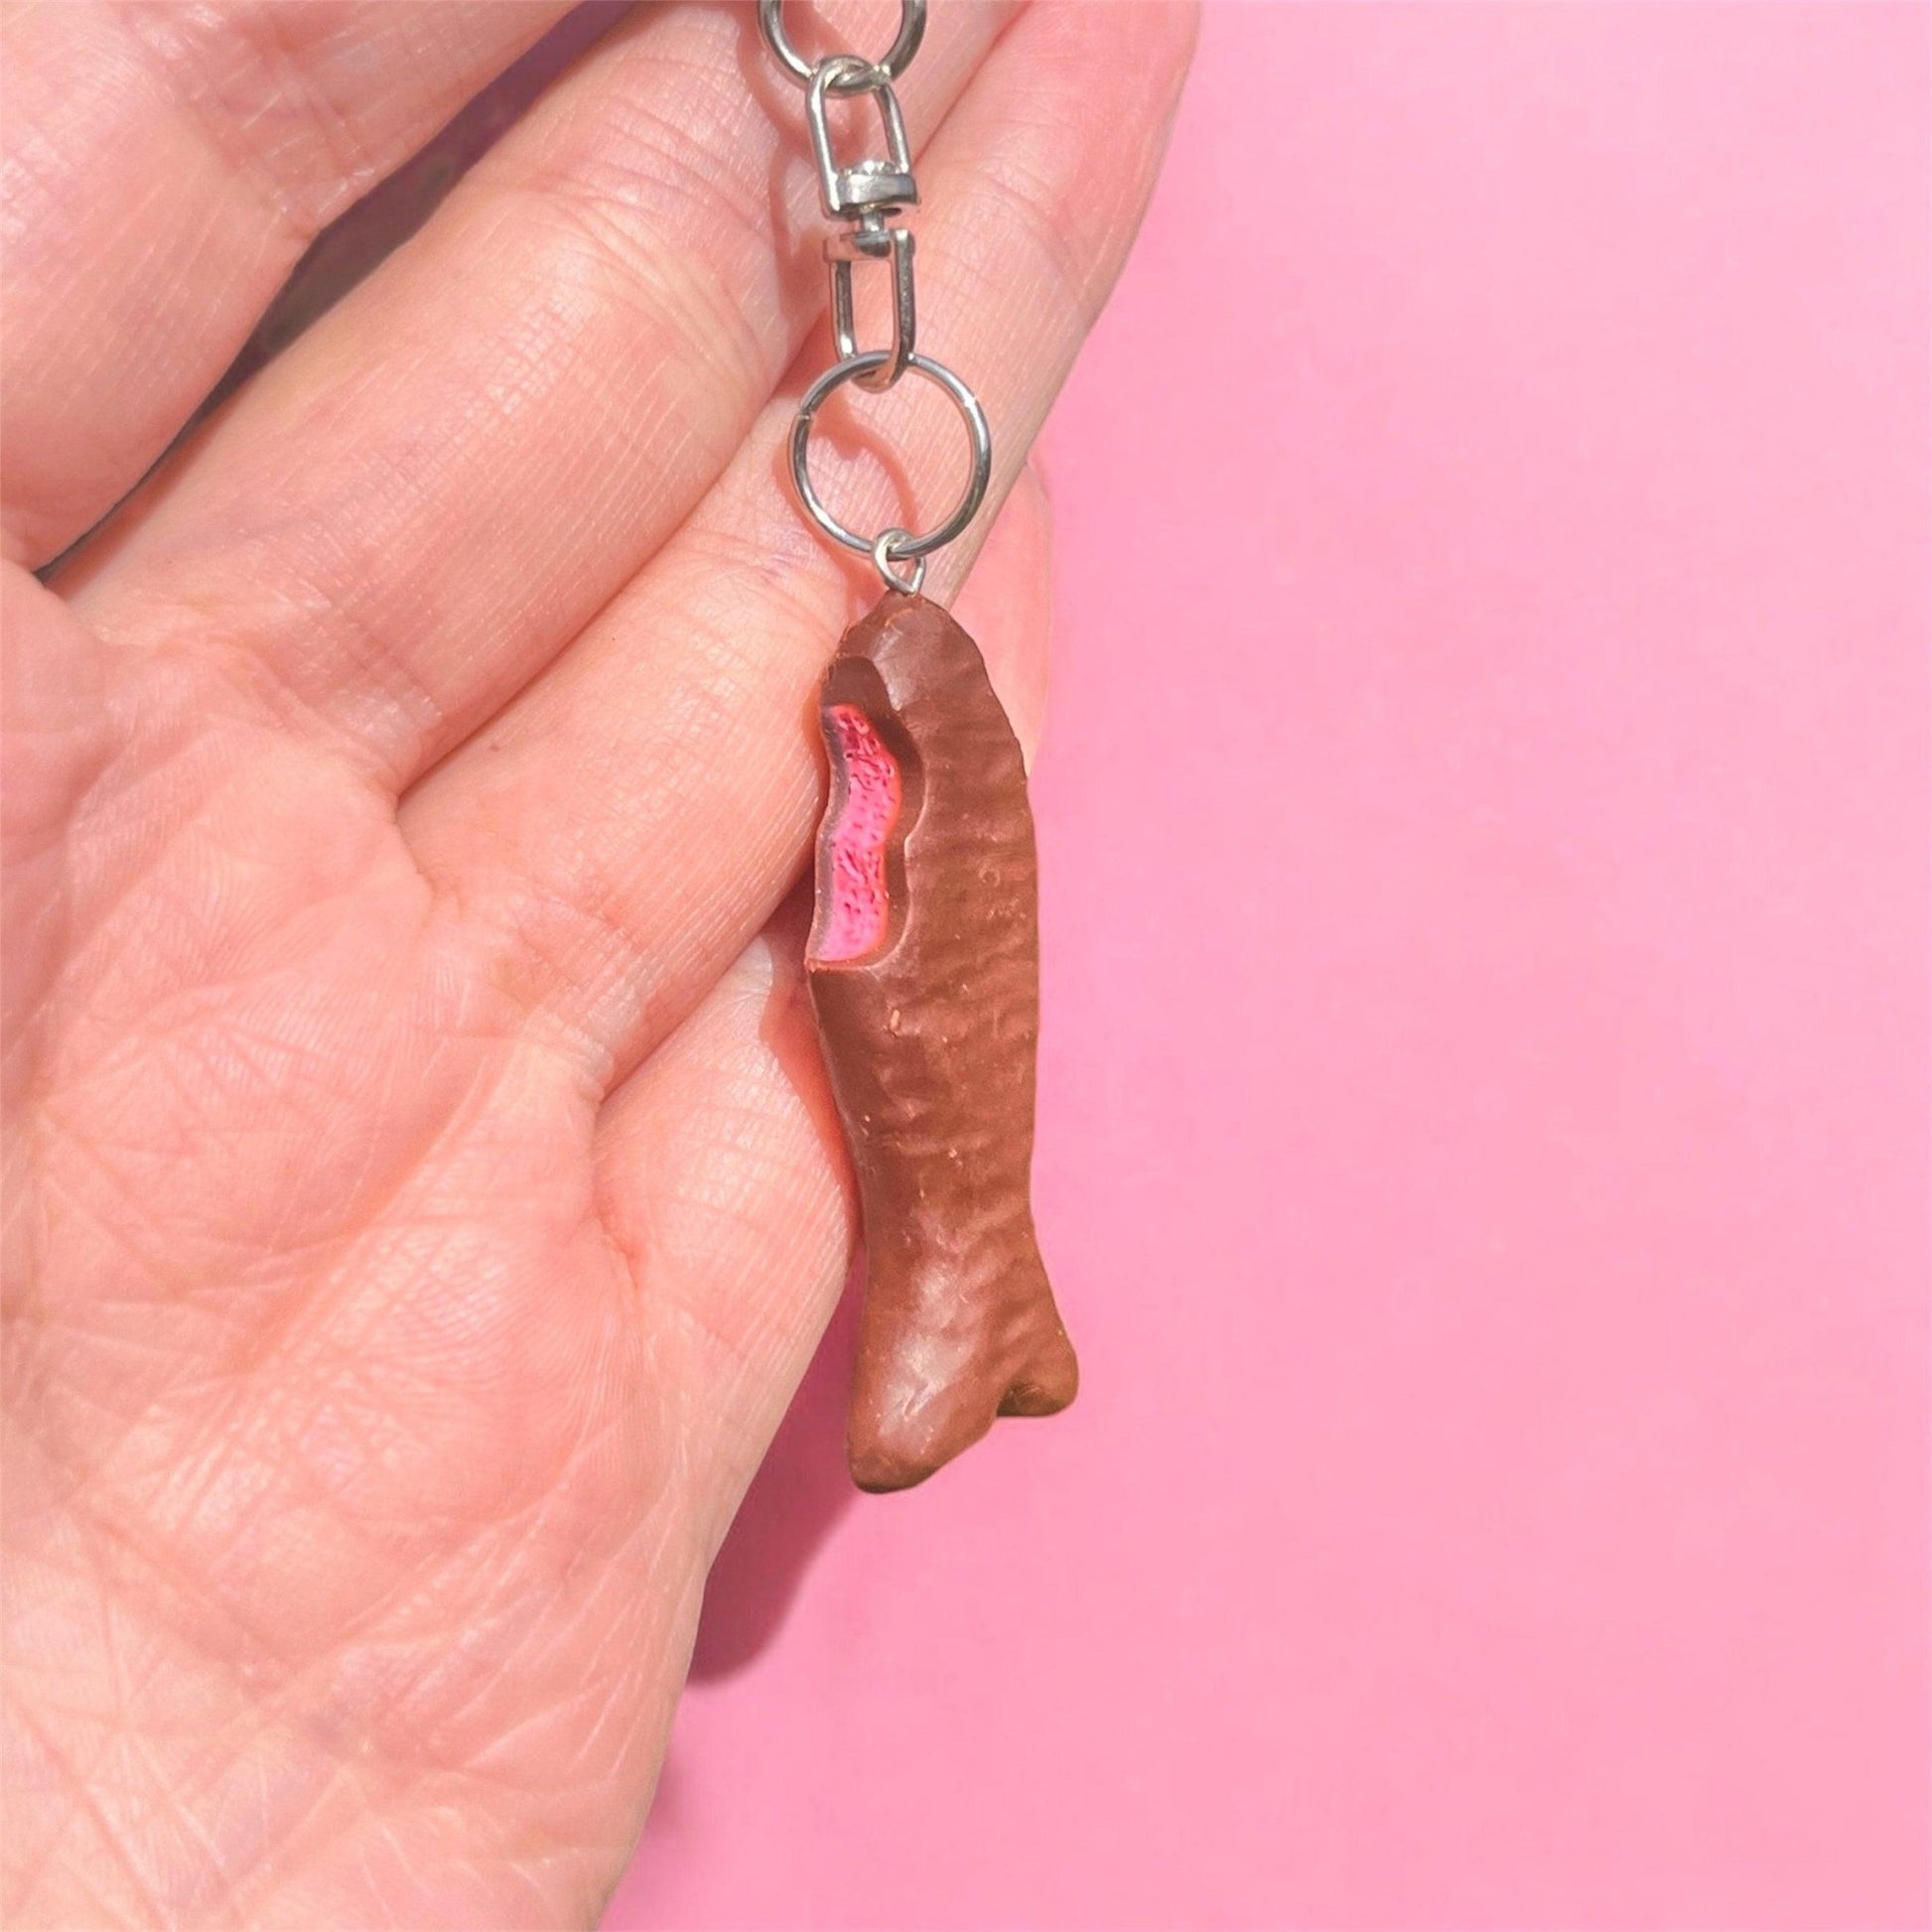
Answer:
[759,0,926,94]
[790,350,992,564]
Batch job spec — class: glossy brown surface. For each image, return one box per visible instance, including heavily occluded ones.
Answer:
[808,594,1077,1490]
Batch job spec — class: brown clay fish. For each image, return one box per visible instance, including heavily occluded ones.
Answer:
[807,594,1077,1491]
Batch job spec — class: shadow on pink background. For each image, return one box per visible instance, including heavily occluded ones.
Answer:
[608,4,1930,1925]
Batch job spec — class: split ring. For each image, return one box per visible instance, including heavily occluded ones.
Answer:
[759,0,927,94]
[789,349,992,566]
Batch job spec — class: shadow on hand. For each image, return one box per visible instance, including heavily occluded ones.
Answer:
[688,1261,863,1682]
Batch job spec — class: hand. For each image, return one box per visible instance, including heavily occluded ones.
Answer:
[2,2,1194,1923]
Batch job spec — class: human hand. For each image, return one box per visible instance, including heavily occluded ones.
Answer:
[2,2,1194,1922]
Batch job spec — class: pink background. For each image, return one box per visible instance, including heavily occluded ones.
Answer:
[609,4,1930,1925]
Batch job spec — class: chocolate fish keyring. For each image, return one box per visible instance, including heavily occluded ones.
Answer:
[760,0,1077,1491]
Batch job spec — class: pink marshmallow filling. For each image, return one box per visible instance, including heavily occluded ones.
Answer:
[812,703,902,962]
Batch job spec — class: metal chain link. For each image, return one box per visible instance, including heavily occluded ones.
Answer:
[759,0,991,595]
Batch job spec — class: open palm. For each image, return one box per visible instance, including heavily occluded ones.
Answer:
[2,2,1192,1922]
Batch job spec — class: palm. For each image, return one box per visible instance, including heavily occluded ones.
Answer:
[1,3,1193,1923]
[9,574,674,1921]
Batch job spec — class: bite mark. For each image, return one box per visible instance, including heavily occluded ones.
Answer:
[811,702,901,962]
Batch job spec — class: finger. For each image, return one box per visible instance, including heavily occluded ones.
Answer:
[951,458,1053,766]
[0,0,577,567]
[596,471,1055,1532]
[63,2,1016,788]
[0,566,112,1064]
[404,0,1194,1080]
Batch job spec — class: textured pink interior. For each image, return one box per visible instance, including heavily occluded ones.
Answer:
[812,703,900,962]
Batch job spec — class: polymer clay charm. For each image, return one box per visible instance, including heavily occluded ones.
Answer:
[761,0,1077,1488]
[807,595,1077,1490]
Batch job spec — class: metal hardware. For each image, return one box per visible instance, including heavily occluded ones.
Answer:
[872,527,926,598]
[826,222,914,390]
[789,350,992,565]
[759,0,926,94]
[761,1,991,594]
[806,56,916,221]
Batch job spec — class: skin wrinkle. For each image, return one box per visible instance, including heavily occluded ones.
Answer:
[2,1,574,562]
[598,960,850,1457]
[35,1080,394,1318]
[35,1429,322,1676]
[90,304,618,788]
[47,777,425,1047]
[105,1375,583,1723]
[154,1244,560,1576]
[6,1696,177,1925]
[151,543,461,784]
[26,1023,578,1542]
[106,0,543,236]
[10,1554,264,1918]
[88,967,399,1159]
[355,1517,629,1767]
[32,692,249,987]
[46,715,404,1039]
[430,617,817,1056]
[108,2,367,237]
[119,1721,241,1906]
[29,1121,205,1301]
[509,169,775,447]
[497,54,784,345]
[16,1334,673,1922]
[321,1514,691,1847]
[470,1587,654,1784]
[32,1023,405,1302]
[69,935,412,1130]
[17,1105,595,1900]
[171,1720,389,1929]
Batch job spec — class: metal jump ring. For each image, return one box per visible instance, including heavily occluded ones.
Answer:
[872,528,926,597]
[789,349,992,566]
[759,0,926,93]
